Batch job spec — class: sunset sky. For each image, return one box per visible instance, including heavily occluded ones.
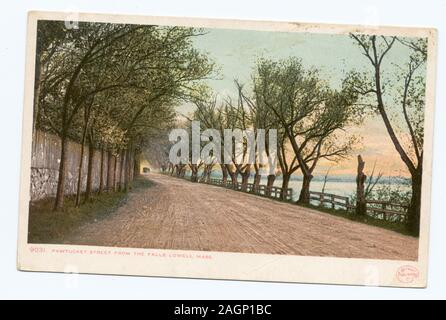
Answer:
[179,27,426,178]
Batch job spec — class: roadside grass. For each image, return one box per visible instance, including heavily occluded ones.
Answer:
[28,177,154,244]
[301,203,413,236]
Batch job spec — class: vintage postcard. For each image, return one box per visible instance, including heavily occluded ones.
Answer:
[17,11,437,287]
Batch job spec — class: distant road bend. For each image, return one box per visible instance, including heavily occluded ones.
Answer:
[64,173,418,260]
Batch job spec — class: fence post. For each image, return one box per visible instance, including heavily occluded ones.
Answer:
[356,155,367,215]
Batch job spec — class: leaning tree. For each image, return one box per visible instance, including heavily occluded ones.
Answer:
[349,34,427,235]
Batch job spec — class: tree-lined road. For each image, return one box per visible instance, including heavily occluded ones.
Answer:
[63,173,418,260]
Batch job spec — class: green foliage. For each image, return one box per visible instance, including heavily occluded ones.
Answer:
[350,180,411,206]
[252,57,361,171]
[371,181,412,205]
[34,21,215,154]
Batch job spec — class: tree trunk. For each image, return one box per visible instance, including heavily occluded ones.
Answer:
[356,155,367,215]
[205,165,212,183]
[112,154,118,192]
[200,164,208,183]
[281,174,291,200]
[75,135,87,207]
[253,171,261,194]
[118,149,125,191]
[180,164,186,178]
[127,150,133,188]
[241,172,249,192]
[32,55,43,153]
[124,150,129,192]
[227,166,238,189]
[199,167,206,182]
[129,149,135,184]
[298,174,313,204]
[407,169,422,236]
[190,164,198,182]
[98,146,105,195]
[266,174,275,197]
[129,151,134,183]
[106,151,113,191]
[54,135,68,211]
[85,137,95,202]
[220,164,228,184]
[124,151,129,191]
[133,151,140,178]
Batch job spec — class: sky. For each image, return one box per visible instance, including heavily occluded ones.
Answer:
[179,27,426,178]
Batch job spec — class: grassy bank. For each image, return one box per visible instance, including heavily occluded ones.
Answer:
[28,177,154,244]
[302,203,413,236]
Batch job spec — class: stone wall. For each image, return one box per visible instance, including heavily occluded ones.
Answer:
[30,130,126,201]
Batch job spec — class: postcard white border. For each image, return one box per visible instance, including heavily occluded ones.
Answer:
[17,11,438,288]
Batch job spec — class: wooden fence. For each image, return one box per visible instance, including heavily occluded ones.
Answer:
[365,200,408,222]
[309,191,408,222]
[208,178,292,201]
[309,191,351,209]
[167,173,408,223]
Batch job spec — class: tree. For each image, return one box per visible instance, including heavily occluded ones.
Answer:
[223,82,255,192]
[349,34,427,235]
[276,133,300,199]
[34,22,214,210]
[237,82,278,195]
[33,21,68,146]
[253,57,359,204]
[191,91,229,183]
[42,23,146,210]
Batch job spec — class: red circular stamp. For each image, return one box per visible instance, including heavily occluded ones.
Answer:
[396,265,419,283]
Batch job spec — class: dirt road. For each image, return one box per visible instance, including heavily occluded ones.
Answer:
[63,173,418,260]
